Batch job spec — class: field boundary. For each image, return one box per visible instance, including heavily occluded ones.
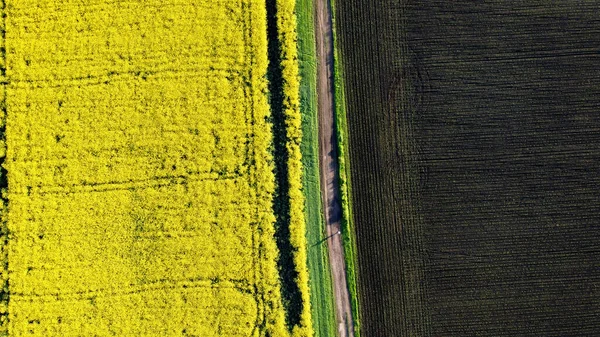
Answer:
[296,0,338,335]
[328,0,361,335]
[266,0,318,335]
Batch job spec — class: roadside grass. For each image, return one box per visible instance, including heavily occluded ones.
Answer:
[296,0,337,336]
[329,0,361,335]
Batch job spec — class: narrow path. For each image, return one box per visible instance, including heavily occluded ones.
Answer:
[314,0,355,336]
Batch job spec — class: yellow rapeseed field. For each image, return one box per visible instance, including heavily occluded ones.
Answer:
[1,0,311,336]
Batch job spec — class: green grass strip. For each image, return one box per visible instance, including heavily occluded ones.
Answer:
[329,0,361,335]
[296,0,337,336]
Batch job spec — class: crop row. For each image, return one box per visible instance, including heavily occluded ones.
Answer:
[334,1,429,336]
[335,1,600,336]
[273,0,313,336]
[0,0,8,334]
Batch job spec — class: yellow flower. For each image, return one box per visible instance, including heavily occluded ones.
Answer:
[3,0,308,336]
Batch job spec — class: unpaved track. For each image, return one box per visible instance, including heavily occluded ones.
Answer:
[315,0,355,336]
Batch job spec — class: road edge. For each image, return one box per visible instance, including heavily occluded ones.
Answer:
[327,0,361,335]
[296,0,338,335]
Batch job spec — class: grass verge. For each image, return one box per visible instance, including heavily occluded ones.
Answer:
[329,0,361,335]
[296,0,337,336]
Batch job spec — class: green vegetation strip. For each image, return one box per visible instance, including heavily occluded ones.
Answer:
[296,0,337,335]
[329,0,361,335]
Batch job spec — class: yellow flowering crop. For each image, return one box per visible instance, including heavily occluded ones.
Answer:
[274,1,313,336]
[2,0,305,335]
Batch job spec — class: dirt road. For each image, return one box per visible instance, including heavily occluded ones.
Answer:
[315,0,355,336]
